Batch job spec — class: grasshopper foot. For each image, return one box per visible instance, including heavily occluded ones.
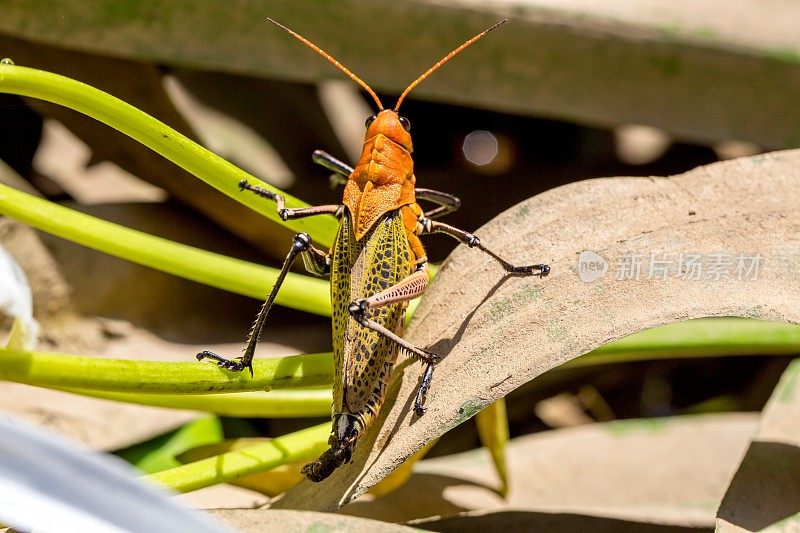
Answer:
[508,262,550,277]
[196,350,254,377]
[414,363,436,416]
[239,179,279,202]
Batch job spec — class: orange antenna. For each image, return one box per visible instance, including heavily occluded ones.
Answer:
[267,18,384,110]
[394,19,507,111]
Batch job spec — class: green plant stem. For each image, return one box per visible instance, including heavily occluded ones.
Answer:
[0,347,334,393]
[64,388,332,417]
[0,183,330,315]
[146,422,329,492]
[1,319,795,407]
[565,318,800,368]
[0,64,337,247]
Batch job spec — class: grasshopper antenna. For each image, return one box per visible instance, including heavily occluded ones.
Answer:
[267,17,385,111]
[394,19,507,111]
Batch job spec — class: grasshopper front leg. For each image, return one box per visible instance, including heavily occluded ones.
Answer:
[238,179,342,220]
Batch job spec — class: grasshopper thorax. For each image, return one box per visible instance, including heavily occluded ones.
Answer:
[346,108,417,239]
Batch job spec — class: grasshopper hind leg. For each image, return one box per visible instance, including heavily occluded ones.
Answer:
[348,267,442,416]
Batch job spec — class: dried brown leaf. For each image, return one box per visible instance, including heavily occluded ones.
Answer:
[716,359,800,531]
[275,150,800,511]
[208,509,419,532]
[342,413,757,527]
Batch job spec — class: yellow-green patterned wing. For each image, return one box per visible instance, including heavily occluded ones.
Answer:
[330,211,413,414]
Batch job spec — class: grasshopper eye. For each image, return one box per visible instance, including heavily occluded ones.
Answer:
[399,116,411,132]
[365,115,376,129]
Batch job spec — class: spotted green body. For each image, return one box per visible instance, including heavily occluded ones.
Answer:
[331,210,413,437]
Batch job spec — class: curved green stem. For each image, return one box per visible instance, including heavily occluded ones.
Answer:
[0,184,330,315]
[147,422,330,492]
[2,319,797,399]
[65,388,332,418]
[0,63,337,247]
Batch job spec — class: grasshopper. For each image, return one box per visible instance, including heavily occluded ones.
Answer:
[197,19,550,482]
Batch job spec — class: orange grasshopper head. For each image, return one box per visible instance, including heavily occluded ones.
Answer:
[365,110,413,152]
[267,18,506,152]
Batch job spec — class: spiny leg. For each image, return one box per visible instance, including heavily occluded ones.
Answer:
[238,178,342,220]
[347,267,439,415]
[422,220,550,277]
[312,150,461,219]
[197,233,329,375]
